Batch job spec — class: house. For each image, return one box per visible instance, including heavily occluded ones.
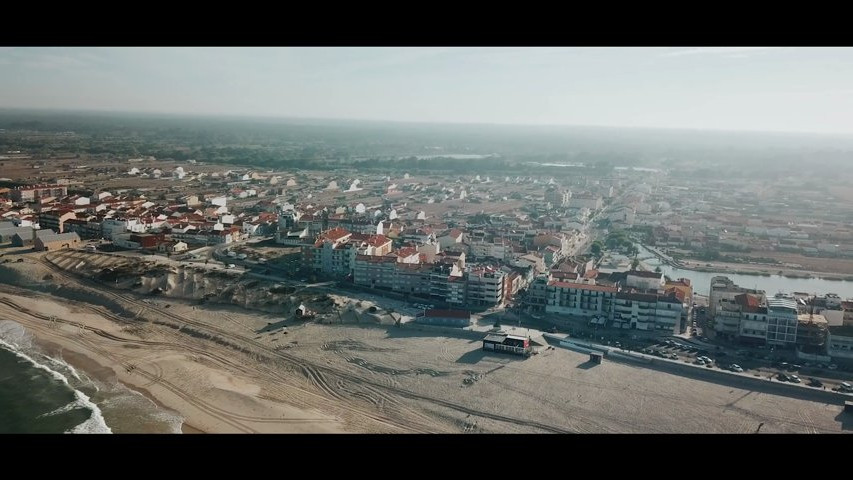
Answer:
[277,227,309,245]
[158,241,188,254]
[437,228,464,249]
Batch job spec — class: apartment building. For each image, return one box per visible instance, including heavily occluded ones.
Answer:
[612,291,683,331]
[766,297,799,347]
[429,261,466,306]
[304,227,356,277]
[571,193,603,210]
[468,237,512,260]
[39,209,76,233]
[353,254,398,290]
[545,280,617,319]
[63,218,103,239]
[11,184,68,203]
[827,326,853,360]
[544,188,571,208]
[466,267,505,307]
[525,275,550,313]
[708,276,766,318]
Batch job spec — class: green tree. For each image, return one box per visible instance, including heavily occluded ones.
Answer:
[654,266,662,273]
[630,258,640,270]
[590,241,603,258]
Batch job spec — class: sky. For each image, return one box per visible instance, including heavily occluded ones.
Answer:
[2,46,853,135]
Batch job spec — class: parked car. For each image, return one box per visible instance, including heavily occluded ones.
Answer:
[730,364,744,373]
[807,378,823,388]
[776,373,789,382]
[829,364,838,370]
[789,374,801,383]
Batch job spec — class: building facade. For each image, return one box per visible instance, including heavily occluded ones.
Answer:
[11,184,68,203]
[544,281,616,319]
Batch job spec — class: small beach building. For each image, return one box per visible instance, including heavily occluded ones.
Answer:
[482,333,529,356]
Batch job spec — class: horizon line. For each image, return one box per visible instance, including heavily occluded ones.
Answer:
[1,105,853,138]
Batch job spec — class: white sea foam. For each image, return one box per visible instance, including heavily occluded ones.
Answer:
[42,354,83,381]
[0,337,112,434]
[39,400,86,418]
[111,385,185,433]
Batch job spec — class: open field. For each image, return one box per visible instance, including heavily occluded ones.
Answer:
[0,252,849,433]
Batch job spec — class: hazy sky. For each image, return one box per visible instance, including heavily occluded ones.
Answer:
[2,47,853,134]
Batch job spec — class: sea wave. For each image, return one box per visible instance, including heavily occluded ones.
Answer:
[0,335,112,434]
[42,354,83,382]
[102,386,185,434]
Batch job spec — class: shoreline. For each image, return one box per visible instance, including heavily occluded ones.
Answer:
[0,287,347,433]
[32,329,194,434]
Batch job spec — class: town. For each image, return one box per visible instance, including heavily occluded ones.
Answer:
[2,114,853,433]
[2,143,853,374]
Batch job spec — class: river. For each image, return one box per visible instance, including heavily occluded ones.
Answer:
[635,246,853,298]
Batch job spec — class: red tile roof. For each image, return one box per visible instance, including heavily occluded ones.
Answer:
[735,293,761,308]
[320,227,351,242]
[583,269,599,279]
[396,247,418,258]
[350,233,390,247]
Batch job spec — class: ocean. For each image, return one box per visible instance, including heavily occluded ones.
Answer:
[0,320,185,434]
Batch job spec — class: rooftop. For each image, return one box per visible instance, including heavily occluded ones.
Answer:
[767,297,798,311]
[798,314,828,325]
[627,270,664,279]
[548,281,618,293]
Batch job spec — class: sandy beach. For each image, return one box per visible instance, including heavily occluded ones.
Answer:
[0,252,850,433]
[0,290,346,433]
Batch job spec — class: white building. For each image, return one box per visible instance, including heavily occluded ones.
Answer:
[625,270,665,291]
[827,326,853,360]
